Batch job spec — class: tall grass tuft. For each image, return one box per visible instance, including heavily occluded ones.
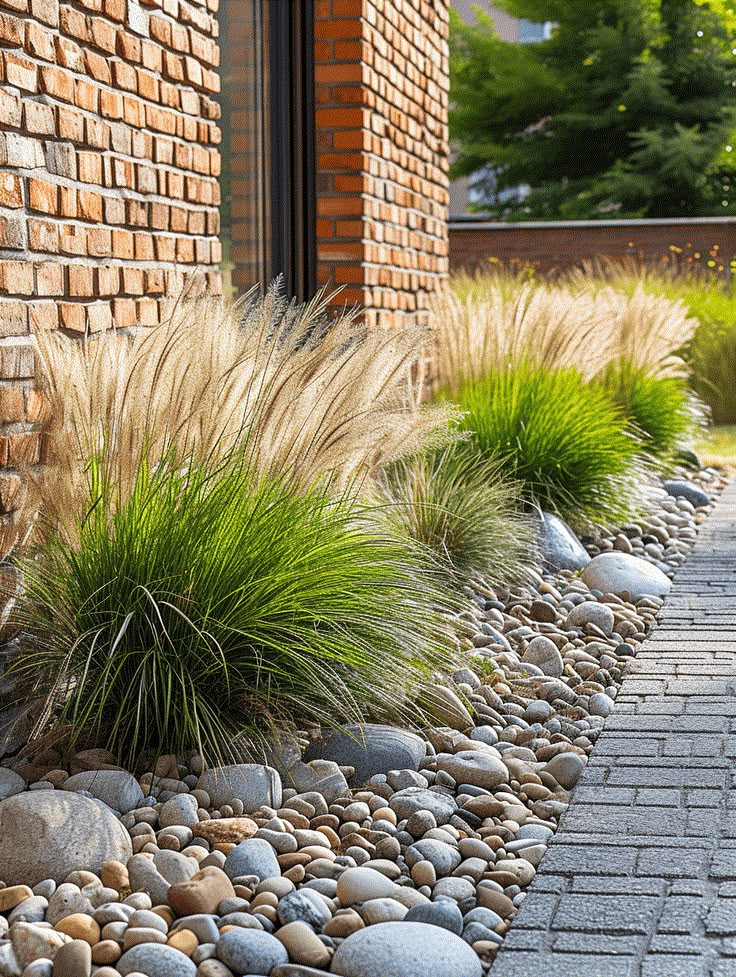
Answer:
[377,445,536,587]
[596,361,701,461]
[13,448,459,765]
[446,364,644,526]
[28,285,453,538]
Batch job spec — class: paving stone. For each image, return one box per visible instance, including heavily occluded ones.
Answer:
[706,900,736,936]
[640,956,712,977]
[551,895,659,934]
[491,951,638,976]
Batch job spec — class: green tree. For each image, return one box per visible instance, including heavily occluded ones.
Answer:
[450,0,736,218]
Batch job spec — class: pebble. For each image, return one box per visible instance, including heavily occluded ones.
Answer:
[216,928,289,975]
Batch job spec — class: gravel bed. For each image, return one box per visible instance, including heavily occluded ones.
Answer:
[0,469,725,977]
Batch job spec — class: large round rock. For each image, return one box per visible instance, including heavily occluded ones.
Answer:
[330,921,483,977]
[0,791,132,886]
[304,724,426,785]
[435,751,508,790]
[216,928,288,975]
[582,552,672,601]
[118,943,196,977]
[663,480,709,508]
[197,764,282,812]
[539,512,590,572]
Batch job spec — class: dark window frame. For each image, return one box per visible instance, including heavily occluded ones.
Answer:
[267,0,316,302]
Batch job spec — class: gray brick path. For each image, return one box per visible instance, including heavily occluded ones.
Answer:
[491,482,736,977]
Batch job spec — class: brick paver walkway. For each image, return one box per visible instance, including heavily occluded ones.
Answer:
[491,481,736,977]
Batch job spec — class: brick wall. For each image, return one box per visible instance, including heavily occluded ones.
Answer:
[314,0,450,328]
[449,217,736,275]
[0,0,223,545]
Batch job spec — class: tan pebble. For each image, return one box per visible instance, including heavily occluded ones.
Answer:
[301,845,337,861]
[65,871,100,889]
[234,885,253,899]
[123,927,168,949]
[277,852,311,868]
[316,826,341,848]
[275,920,332,968]
[372,807,397,825]
[252,905,278,924]
[91,969,120,977]
[0,885,33,912]
[193,818,258,846]
[473,940,499,957]
[250,892,278,910]
[410,861,436,888]
[167,866,236,917]
[55,913,101,946]
[167,928,198,956]
[283,865,306,884]
[278,810,310,829]
[323,912,365,938]
[91,940,122,964]
[152,905,175,927]
[214,842,237,854]
[476,888,515,917]
[219,924,239,933]
[494,858,536,886]
[256,878,294,899]
[522,784,551,801]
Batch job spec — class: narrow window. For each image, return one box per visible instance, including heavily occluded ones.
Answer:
[218,0,315,301]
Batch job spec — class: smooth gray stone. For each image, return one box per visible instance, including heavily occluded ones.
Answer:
[216,929,288,976]
[0,792,131,886]
[582,552,672,601]
[389,788,457,826]
[304,725,426,785]
[0,769,24,801]
[197,765,282,812]
[277,888,332,928]
[663,480,709,508]
[117,943,196,977]
[63,771,143,814]
[404,900,463,934]
[330,921,483,977]
[223,839,280,882]
[539,512,590,572]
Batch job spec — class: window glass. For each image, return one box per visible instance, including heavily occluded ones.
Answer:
[217,0,269,299]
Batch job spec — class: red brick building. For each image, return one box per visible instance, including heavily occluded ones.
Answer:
[0,0,450,539]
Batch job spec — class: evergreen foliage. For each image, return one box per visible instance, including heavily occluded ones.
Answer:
[450,0,736,218]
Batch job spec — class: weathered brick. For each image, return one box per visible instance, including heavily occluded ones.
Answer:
[0,211,26,250]
[0,300,28,336]
[40,64,75,102]
[0,174,22,209]
[28,178,58,215]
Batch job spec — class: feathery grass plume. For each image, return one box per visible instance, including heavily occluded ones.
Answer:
[590,286,697,380]
[431,282,617,394]
[376,444,537,587]
[595,361,703,461]
[445,363,645,527]
[12,447,460,766]
[26,284,454,540]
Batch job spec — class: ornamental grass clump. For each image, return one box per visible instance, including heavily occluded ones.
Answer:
[445,363,644,526]
[13,448,459,765]
[11,284,464,764]
[376,445,536,587]
[595,361,702,461]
